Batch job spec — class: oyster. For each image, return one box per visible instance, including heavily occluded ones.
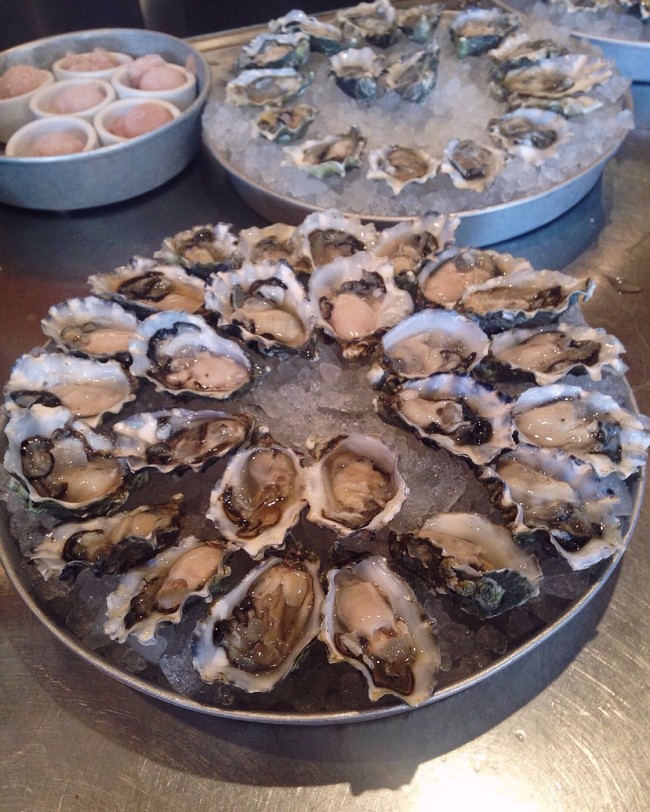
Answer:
[376,372,515,466]
[236,31,311,72]
[31,495,183,581]
[329,47,385,103]
[128,311,254,399]
[389,512,542,617]
[512,384,650,478]
[485,323,628,384]
[383,46,439,103]
[3,404,133,518]
[440,138,505,193]
[308,252,414,359]
[111,409,254,473]
[40,296,138,362]
[489,109,571,166]
[417,248,532,310]
[336,0,400,49]
[296,209,377,269]
[450,8,519,58]
[5,351,135,427]
[205,259,317,355]
[396,4,442,43]
[488,34,569,79]
[505,93,602,119]
[225,67,314,107]
[192,547,324,691]
[458,268,595,334]
[104,536,230,644]
[304,433,408,536]
[253,103,316,143]
[320,554,440,706]
[283,126,366,178]
[367,145,439,196]
[207,432,306,558]
[155,223,240,277]
[367,309,490,390]
[497,54,613,101]
[484,444,624,570]
[370,213,459,281]
[270,9,346,55]
[88,256,206,315]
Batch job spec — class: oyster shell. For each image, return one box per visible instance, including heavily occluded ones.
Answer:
[308,252,414,359]
[205,260,317,355]
[31,495,183,581]
[329,47,385,103]
[488,34,569,79]
[367,145,439,195]
[304,433,408,536]
[207,432,306,558]
[40,296,138,362]
[450,8,520,58]
[111,409,254,473]
[489,108,571,166]
[155,223,240,277]
[283,126,366,178]
[336,0,400,49]
[237,222,301,267]
[296,209,377,269]
[104,536,230,644]
[320,554,439,706]
[226,67,314,107]
[383,45,439,103]
[440,138,505,193]
[513,384,650,478]
[396,4,442,43]
[389,512,542,617]
[4,351,135,427]
[375,372,515,466]
[128,311,254,399]
[192,547,324,691]
[497,54,613,101]
[253,103,316,143]
[270,9,346,55]
[236,31,311,72]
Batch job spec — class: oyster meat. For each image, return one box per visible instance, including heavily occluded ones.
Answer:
[296,209,377,269]
[489,108,571,166]
[155,223,240,277]
[450,8,520,58]
[370,213,458,281]
[367,145,439,196]
[236,31,311,72]
[336,0,400,49]
[253,103,316,143]
[329,47,385,103]
[226,67,314,106]
[283,126,366,178]
[440,138,505,193]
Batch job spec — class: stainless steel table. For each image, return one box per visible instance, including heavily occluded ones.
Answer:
[1,79,649,812]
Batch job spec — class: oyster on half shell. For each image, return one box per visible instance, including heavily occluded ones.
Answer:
[283,126,366,178]
[367,145,439,195]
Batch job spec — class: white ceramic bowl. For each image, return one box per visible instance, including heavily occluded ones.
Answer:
[111,60,197,111]
[5,115,97,157]
[0,66,54,142]
[52,49,133,81]
[94,97,180,146]
[29,78,115,122]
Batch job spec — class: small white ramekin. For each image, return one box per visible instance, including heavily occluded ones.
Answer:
[111,62,196,111]
[29,78,115,122]
[52,50,133,81]
[0,67,54,142]
[93,97,180,146]
[5,115,98,157]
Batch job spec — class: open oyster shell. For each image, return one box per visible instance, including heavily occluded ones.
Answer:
[496,54,613,101]
[329,46,385,103]
[336,0,400,49]
[296,209,377,270]
[236,31,311,72]
[450,7,519,58]
[367,145,439,195]
[489,108,571,166]
[320,553,440,706]
[396,4,442,44]
[225,67,314,107]
[488,34,569,80]
[383,45,439,103]
[253,103,317,143]
[283,126,366,178]
[155,223,240,278]
[440,138,505,193]
[270,9,346,55]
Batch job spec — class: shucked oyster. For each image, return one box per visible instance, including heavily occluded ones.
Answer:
[496,54,613,101]
[367,145,439,196]
[236,31,311,72]
[489,108,571,166]
[192,546,324,692]
[156,223,240,277]
[383,45,439,103]
[270,9,346,56]
[336,0,400,49]
[226,67,314,107]
[296,209,377,269]
[488,34,569,80]
[320,553,440,706]
[396,3,442,43]
[450,8,519,58]
[371,213,458,281]
[440,139,505,193]
[304,433,407,536]
[283,126,366,178]
[329,47,385,103]
[253,103,316,143]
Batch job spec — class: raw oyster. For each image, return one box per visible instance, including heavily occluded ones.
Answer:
[253,103,316,143]
[283,126,366,178]
[488,34,569,79]
[111,409,254,473]
[304,433,408,536]
[505,93,602,119]
[329,47,385,103]
[270,9,346,55]
[308,252,414,359]
[104,535,230,644]
[450,8,519,58]
[88,256,206,315]
[489,108,571,166]
[458,268,595,334]
[207,432,306,558]
[375,372,515,466]
[4,351,135,427]
[497,54,613,101]
[440,138,505,193]
[512,384,650,478]
[485,323,628,384]
[383,45,439,103]
[3,404,133,518]
[31,495,183,581]
[367,145,439,195]
[192,546,324,691]
[296,208,377,269]
[417,248,532,310]
[389,512,542,617]
[320,553,439,706]
[371,213,459,281]
[128,311,254,399]
[396,4,442,43]
[484,444,624,570]
[367,309,490,390]
[236,31,310,72]
[336,0,400,49]
[155,223,240,277]
[205,259,317,355]
[40,296,138,362]
[225,67,314,107]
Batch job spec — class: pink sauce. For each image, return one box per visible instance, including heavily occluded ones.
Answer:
[109,102,173,139]
[53,84,106,114]
[59,48,121,72]
[0,65,48,99]
[31,131,86,156]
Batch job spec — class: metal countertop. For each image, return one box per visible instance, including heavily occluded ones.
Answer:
[0,80,649,812]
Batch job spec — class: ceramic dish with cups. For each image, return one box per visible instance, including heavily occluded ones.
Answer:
[0,28,210,210]
[28,78,115,122]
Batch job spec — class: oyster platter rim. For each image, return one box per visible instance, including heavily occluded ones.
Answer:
[196,11,634,244]
[0,386,645,726]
